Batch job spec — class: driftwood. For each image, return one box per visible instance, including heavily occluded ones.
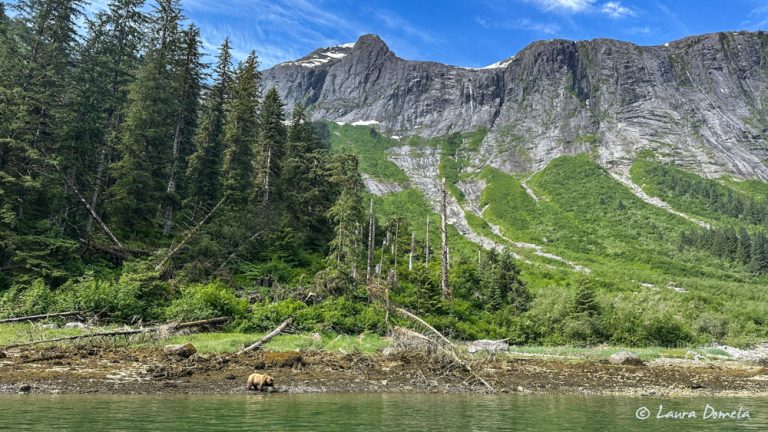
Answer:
[0,311,83,324]
[394,307,494,392]
[1,317,229,349]
[237,318,293,355]
[156,197,226,271]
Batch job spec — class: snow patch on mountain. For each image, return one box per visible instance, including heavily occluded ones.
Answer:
[281,44,354,68]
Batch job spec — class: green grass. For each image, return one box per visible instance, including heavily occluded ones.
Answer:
[161,332,389,354]
[506,345,731,361]
[326,122,409,183]
[0,323,389,354]
[0,323,83,346]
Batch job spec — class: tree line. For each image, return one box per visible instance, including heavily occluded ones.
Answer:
[0,0,358,287]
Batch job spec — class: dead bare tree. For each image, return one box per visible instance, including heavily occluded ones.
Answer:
[408,232,415,271]
[366,199,375,283]
[425,216,430,264]
[237,318,293,354]
[440,178,451,300]
[156,197,226,271]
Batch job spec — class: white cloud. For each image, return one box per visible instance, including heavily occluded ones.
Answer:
[513,18,561,34]
[600,1,634,18]
[527,0,596,13]
[740,4,768,31]
[525,0,635,19]
[627,26,653,35]
[476,16,560,35]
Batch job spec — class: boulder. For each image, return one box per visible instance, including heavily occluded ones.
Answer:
[40,323,59,330]
[608,351,644,366]
[0,351,6,359]
[467,340,509,354]
[163,343,197,359]
[64,322,87,329]
[18,384,31,393]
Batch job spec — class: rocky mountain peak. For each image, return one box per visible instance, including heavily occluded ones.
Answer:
[263,31,768,181]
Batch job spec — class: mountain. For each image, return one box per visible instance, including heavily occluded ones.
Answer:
[263,32,768,181]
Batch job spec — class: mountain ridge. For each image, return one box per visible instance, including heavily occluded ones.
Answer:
[263,31,768,181]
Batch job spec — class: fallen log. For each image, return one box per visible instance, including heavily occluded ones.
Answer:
[1,317,229,349]
[237,318,293,355]
[156,197,226,271]
[0,311,83,324]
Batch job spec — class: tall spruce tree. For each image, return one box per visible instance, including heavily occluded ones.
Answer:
[106,0,188,239]
[326,154,364,280]
[71,0,146,236]
[185,38,233,211]
[282,104,334,249]
[161,24,204,235]
[258,87,287,207]
[221,51,260,205]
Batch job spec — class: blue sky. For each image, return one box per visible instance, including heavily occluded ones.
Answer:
[96,0,768,68]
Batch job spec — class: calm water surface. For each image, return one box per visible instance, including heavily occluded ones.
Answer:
[0,393,764,431]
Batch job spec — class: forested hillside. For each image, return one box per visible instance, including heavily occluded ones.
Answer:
[2,0,768,348]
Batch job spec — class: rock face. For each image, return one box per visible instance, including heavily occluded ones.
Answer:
[608,351,644,366]
[467,340,510,354]
[163,343,197,359]
[263,32,768,180]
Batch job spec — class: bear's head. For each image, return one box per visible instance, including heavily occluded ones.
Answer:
[265,375,274,385]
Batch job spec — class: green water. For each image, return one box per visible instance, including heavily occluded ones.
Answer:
[0,394,763,431]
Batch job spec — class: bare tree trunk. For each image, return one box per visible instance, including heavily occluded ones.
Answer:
[440,178,451,300]
[262,147,272,207]
[425,217,430,264]
[366,199,375,283]
[377,235,387,278]
[85,144,108,235]
[392,221,399,285]
[237,318,293,354]
[156,197,226,271]
[65,174,124,249]
[162,117,183,236]
[408,232,415,271]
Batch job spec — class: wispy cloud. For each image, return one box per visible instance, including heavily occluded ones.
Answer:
[601,1,634,19]
[476,16,561,35]
[183,0,441,67]
[524,0,635,19]
[740,4,768,31]
[626,25,653,35]
[374,9,437,44]
[526,0,596,13]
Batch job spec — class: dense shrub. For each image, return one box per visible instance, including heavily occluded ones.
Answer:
[165,282,247,321]
[57,275,150,322]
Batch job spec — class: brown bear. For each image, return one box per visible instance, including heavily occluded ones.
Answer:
[246,373,275,392]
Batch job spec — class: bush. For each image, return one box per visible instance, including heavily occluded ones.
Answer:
[0,279,56,317]
[242,297,387,335]
[165,281,247,321]
[243,299,308,332]
[57,274,149,322]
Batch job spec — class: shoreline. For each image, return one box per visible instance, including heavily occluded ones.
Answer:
[2,346,768,397]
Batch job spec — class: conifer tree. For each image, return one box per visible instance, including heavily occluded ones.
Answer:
[737,226,751,264]
[186,38,233,211]
[221,52,260,205]
[161,24,204,235]
[71,0,146,235]
[258,87,287,207]
[326,154,364,278]
[107,0,184,238]
[749,232,768,275]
